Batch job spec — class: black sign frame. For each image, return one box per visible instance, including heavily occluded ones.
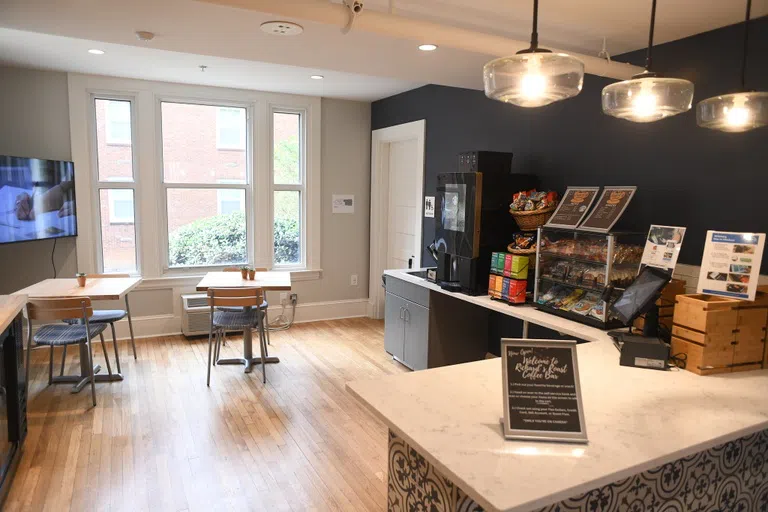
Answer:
[501,338,588,443]
[545,186,600,229]
[578,186,637,233]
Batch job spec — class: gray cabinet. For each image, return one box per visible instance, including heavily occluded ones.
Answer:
[384,277,430,371]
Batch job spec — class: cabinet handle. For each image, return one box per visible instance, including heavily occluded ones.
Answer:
[399,306,404,320]
[404,308,410,323]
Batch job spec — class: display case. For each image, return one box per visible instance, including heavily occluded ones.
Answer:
[533,227,645,329]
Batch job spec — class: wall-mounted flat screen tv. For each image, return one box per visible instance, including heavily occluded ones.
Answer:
[0,155,77,244]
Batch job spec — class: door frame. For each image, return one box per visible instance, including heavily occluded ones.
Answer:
[368,119,426,319]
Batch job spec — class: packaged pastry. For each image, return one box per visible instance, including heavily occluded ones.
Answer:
[572,292,600,315]
[588,300,606,320]
[566,264,586,285]
[509,189,558,212]
[554,289,585,310]
[510,232,537,250]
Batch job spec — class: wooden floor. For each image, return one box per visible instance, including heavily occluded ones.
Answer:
[5,318,406,512]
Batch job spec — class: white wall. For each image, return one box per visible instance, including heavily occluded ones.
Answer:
[0,66,77,293]
[0,66,373,336]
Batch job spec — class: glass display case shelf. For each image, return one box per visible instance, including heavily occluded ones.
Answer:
[534,226,645,329]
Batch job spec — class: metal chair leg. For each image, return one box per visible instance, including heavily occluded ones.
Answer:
[214,329,221,363]
[110,322,122,374]
[85,339,97,407]
[264,309,271,346]
[206,325,214,387]
[59,345,67,376]
[99,332,113,376]
[48,346,54,385]
[259,312,267,384]
[125,295,138,360]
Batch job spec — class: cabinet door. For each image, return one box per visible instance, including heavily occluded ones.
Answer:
[403,301,429,371]
[384,292,406,360]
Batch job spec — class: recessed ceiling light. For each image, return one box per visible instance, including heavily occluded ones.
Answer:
[310,75,324,80]
[88,49,105,55]
[418,44,438,51]
[260,21,304,36]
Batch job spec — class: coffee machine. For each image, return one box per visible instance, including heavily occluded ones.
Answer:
[434,151,537,295]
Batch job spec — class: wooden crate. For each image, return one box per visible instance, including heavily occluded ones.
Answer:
[633,278,686,331]
[672,293,768,375]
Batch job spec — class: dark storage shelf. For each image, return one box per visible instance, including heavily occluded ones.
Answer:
[538,251,640,268]
[538,276,606,295]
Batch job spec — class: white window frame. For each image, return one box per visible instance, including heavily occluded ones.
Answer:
[216,106,246,150]
[270,107,306,269]
[69,74,322,281]
[158,98,253,272]
[107,189,136,224]
[89,94,141,275]
[104,99,132,145]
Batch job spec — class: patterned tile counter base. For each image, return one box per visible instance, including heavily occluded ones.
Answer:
[387,429,768,512]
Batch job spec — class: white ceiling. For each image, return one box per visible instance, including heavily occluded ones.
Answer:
[0,0,764,101]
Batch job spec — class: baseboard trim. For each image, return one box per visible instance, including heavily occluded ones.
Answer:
[57,299,371,340]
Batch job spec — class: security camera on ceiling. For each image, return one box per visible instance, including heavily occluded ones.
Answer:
[342,0,364,34]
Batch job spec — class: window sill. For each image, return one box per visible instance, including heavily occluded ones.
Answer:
[138,268,323,290]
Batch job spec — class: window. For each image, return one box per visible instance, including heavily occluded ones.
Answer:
[94,98,138,274]
[216,107,246,150]
[105,100,132,145]
[161,101,249,268]
[272,111,304,266]
[108,189,135,224]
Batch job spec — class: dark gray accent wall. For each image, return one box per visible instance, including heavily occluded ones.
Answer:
[372,17,768,270]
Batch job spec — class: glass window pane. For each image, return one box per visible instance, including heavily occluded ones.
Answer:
[95,99,133,182]
[273,112,301,185]
[161,102,247,184]
[99,189,136,273]
[274,190,300,265]
[167,188,246,267]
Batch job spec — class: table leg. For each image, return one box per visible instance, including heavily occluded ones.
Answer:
[522,320,530,338]
[215,306,280,373]
[125,295,138,359]
[49,340,124,393]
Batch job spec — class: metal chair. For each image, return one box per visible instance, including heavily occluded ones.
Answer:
[26,297,109,407]
[205,287,268,386]
[59,273,136,376]
[220,267,272,346]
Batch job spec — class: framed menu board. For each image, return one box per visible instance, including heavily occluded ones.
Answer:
[501,339,587,443]
[578,186,636,233]
[545,187,600,229]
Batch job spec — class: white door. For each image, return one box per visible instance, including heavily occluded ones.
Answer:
[369,120,426,319]
[386,139,420,270]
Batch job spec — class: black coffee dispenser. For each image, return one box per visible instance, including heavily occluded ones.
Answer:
[434,151,537,295]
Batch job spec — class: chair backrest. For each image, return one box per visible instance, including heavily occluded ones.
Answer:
[27,297,94,322]
[222,267,267,272]
[207,287,264,308]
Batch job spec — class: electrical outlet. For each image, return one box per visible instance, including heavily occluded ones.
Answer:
[290,293,298,305]
[280,292,288,305]
[350,274,358,286]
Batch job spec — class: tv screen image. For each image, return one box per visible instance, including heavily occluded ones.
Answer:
[0,155,77,244]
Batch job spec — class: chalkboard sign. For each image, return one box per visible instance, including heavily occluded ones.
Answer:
[578,186,636,233]
[545,187,599,229]
[501,339,587,443]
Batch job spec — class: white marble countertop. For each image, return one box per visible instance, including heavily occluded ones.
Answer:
[349,270,768,512]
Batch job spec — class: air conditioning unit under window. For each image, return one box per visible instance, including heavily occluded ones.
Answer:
[181,294,212,337]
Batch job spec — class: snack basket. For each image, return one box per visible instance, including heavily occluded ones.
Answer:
[509,206,556,231]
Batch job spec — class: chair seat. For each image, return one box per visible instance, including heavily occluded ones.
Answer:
[216,300,269,313]
[63,309,127,324]
[213,309,261,329]
[34,323,108,346]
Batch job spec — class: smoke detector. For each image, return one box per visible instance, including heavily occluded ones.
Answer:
[260,21,304,36]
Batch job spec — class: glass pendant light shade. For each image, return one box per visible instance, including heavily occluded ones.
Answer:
[484,52,584,107]
[602,76,694,122]
[697,92,768,132]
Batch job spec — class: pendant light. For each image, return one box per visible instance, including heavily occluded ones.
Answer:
[483,0,584,108]
[697,0,768,132]
[602,0,694,122]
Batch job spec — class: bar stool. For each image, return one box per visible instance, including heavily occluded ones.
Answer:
[205,287,268,386]
[26,297,109,407]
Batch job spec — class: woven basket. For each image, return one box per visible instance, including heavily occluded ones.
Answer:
[509,206,556,231]
[507,244,537,268]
